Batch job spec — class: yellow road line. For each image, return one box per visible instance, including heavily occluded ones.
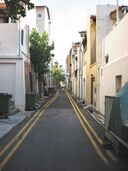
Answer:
[0,95,57,160]
[0,111,42,170]
[66,92,108,165]
[66,91,103,145]
[0,95,57,170]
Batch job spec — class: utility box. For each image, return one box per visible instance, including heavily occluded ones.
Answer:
[105,83,128,155]
[105,96,115,130]
[0,93,12,116]
[26,92,36,110]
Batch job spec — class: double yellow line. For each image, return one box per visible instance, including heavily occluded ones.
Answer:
[66,90,109,165]
[0,95,57,170]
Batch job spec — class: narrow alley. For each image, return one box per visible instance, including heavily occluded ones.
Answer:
[0,89,128,171]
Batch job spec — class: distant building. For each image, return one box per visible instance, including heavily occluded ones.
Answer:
[36,5,51,36]
[66,52,72,91]
[70,42,80,97]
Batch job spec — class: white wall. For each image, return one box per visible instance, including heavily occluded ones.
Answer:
[0,23,19,56]
[104,14,128,62]
[15,59,25,111]
[0,17,30,111]
[96,5,116,66]
[0,58,25,111]
[100,13,128,114]
[96,5,117,111]
[36,6,45,35]
[100,55,128,114]
[0,63,16,98]
[20,24,30,57]
[44,7,49,33]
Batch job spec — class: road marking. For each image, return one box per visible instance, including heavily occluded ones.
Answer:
[0,111,43,170]
[66,92,109,165]
[105,150,117,162]
[66,91,103,145]
[0,95,57,170]
[66,91,118,162]
[0,95,57,158]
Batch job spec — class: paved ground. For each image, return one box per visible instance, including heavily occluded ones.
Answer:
[76,98,105,126]
[0,89,128,171]
[0,92,104,141]
[0,111,33,139]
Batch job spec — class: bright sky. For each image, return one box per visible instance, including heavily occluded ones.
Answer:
[32,0,127,69]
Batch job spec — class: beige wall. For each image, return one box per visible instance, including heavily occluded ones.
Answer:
[86,16,97,106]
[86,63,97,105]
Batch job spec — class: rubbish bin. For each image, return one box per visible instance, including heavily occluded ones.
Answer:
[44,89,49,96]
[48,87,55,96]
[0,93,12,116]
[26,92,36,110]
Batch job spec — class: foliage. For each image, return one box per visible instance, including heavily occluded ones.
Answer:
[4,0,34,22]
[29,29,54,79]
[52,61,65,87]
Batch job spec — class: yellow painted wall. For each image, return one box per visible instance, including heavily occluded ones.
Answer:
[86,17,97,106]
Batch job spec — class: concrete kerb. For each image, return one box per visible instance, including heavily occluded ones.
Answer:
[0,93,56,141]
[0,111,34,140]
[75,96,105,127]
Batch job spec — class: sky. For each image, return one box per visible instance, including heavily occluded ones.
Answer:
[32,0,128,69]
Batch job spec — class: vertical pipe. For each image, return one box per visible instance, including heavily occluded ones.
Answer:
[48,21,51,41]
[18,19,21,56]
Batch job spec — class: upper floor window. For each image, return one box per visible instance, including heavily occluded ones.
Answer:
[115,75,122,93]
[90,36,96,65]
[0,17,9,23]
[38,14,42,18]
[105,54,109,64]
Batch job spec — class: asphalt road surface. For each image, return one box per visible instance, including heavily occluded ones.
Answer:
[0,89,128,171]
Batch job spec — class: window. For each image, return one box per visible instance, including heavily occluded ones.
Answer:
[75,70,77,78]
[105,54,109,64]
[21,29,24,45]
[38,14,42,18]
[115,75,122,93]
[0,17,9,23]
[90,20,96,65]
[90,36,96,65]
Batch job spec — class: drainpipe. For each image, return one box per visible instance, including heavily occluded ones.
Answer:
[48,21,51,41]
[18,19,21,56]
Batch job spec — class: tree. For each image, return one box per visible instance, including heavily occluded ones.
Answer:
[29,29,54,97]
[52,61,65,88]
[4,0,34,22]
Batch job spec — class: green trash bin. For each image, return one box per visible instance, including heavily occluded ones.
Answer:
[26,92,36,110]
[0,93,12,116]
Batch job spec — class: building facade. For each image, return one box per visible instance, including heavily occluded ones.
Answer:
[86,5,117,111]
[100,11,128,114]
[0,2,31,111]
[86,15,97,107]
